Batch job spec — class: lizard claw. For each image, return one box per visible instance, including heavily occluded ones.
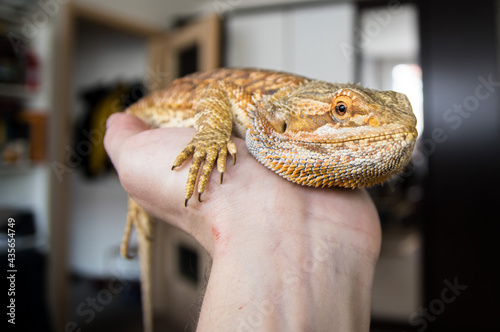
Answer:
[227,141,237,165]
[173,135,237,205]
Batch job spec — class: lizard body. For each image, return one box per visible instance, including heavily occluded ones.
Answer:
[119,68,417,332]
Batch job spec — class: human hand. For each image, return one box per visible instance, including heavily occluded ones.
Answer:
[105,112,381,331]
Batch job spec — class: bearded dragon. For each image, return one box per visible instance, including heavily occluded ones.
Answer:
[118,68,417,332]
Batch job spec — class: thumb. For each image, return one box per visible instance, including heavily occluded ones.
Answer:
[104,112,149,169]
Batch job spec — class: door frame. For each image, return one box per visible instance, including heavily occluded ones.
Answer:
[50,4,166,331]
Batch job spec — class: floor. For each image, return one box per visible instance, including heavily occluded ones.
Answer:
[69,275,144,332]
[68,274,194,332]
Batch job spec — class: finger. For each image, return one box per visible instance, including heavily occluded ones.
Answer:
[104,113,149,168]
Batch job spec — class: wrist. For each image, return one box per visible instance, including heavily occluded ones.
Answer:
[199,189,380,331]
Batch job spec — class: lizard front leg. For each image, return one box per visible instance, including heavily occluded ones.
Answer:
[171,82,237,206]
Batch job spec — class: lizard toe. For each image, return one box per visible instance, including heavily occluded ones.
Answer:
[184,150,205,202]
[172,144,195,170]
[227,141,237,165]
[198,149,218,195]
[177,136,237,206]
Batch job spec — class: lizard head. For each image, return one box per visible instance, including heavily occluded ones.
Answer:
[246,81,418,188]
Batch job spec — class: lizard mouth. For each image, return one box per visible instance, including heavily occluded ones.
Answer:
[273,123,418,146]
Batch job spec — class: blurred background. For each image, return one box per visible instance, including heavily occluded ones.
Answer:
[0,0,499,331]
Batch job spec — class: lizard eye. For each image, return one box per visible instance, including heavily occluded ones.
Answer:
[332,100,350,122]
[335,102,348,116]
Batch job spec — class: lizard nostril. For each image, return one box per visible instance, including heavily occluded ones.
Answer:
[268,118,287,134]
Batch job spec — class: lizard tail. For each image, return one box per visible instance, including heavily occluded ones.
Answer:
[124,198,154,332]
[138,210,154,332]
[120,198,135,259]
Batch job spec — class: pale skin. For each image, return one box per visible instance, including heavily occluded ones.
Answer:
[104,112,382,331]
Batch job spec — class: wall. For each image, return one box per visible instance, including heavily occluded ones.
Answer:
[226,2,355,82]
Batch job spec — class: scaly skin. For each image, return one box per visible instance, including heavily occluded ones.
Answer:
[119,68,417,332]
